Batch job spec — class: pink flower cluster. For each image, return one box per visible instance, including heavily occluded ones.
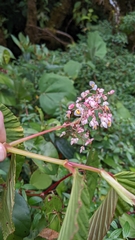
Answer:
[64,81,114,152]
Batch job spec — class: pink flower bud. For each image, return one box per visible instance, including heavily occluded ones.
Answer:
[68,103,75,110]
[66,110,71,119]
[108,90,115,95]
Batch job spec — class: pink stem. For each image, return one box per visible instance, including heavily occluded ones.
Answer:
[9,122,72,146]
[67,161,101,174]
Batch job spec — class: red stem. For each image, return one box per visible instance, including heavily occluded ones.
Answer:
[24,173,73,198]
[24,170,84,198]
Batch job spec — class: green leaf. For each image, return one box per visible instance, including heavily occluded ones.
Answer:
[11,35,24,52]
[0,104,24,179]
[30,169,52,190]
[49,214,61,232]
[111,220,118,229]
[18,32,30,46]
[3,50,11,64]
[39,73,76,115]
[13,78,34,102]
[41,141,59,159]
[0,91,16,106]
[115,171,135,194]
[56,181,67,198]
[0,46,15,64]
[88,188,118,240]
[45,63,63,71]
[86,149,100,202]
[55,137,75,159]
[74,1,81,10]
[0,232,23,240]
[44,194,62,213]
[86,61,95,69]
[58,170,90,240]
[22,184,37,190]
[24,128,59,175]
[87,31,107,61]
[119,213,135,238]
[101,170,135,206]
[7,234,22,240]
[122,221,130,238]
[12,192,31,237]
[115,196,130,217]
[32,158,58,175]
[108,229,122,239]
[64,60,82,79]
[0,103,24,142]
[103,156,118,169]
[0,158,10,181]
[0,155,16,240]
[116,101,132,119]
[28,196,43,206]
[0,74,14,89]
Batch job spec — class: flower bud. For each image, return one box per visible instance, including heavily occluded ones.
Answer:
[108,90,115,95]
[68,103,75,110]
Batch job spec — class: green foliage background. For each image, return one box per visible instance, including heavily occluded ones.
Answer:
[0,1,135,239]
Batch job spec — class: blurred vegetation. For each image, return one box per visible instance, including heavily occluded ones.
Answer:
[0,0,135,239]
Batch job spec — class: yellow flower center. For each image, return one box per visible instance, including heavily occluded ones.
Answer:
[74,109,81,116]
[108,121,111,127]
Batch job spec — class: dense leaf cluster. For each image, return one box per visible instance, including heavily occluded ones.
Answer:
[0,12,135,240]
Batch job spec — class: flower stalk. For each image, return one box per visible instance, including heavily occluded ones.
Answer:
[9,122,72,147]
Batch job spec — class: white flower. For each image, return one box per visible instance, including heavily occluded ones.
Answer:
[89,81,97,90]
[71,138,79,145]
[74,109,82,116]
[85,138,94,146]
[81,90,89,98]
[98,88,104,93]
[103,101,109,106]
[81,118,88,125]
[89,118,99,129]
[60,131,66,137]
[80,146,85,153]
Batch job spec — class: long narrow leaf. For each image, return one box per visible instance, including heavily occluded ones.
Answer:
[88,188,118,240]
[115,171,135,217]
[58,169,90,240]
[0,104,24,179]
[0,104,24,142]
[86,149,99,202]
[115,171,135,194]
[0,154,16,239]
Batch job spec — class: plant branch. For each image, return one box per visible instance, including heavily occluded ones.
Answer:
[5,144,135,205]
[65,162,102,174]
[5,144,102,174]
[9,122,75,147]
[25,173,73,198]
[5,144,67,166]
